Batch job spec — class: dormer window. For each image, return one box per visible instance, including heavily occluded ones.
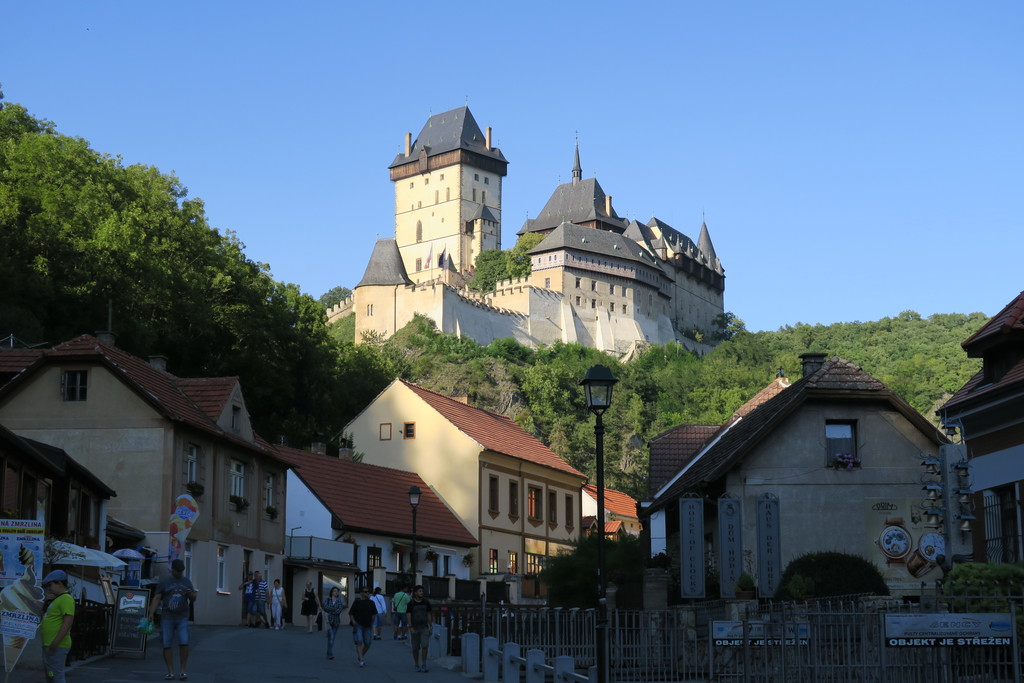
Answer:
[61,370,88,401]
[231,406,241,431]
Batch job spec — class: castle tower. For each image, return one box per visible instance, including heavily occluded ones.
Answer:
[388,107,509,285]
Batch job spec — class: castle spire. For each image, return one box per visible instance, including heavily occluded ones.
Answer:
[572,138,582,186]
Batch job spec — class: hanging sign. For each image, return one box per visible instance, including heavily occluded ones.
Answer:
[756,494,781,597]
[718,496,742,598]
[679,495,705,598]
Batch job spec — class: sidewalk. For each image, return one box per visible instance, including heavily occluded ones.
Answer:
[10,624,466,683]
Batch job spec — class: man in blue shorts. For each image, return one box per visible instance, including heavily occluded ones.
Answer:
[148,558,197,680]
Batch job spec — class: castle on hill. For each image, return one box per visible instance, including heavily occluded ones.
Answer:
[327,107,726,357]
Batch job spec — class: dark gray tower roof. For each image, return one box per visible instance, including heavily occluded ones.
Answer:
[572,142,582,185]
[697,221,721,271]
[527,221,664,272]
[356,238,413,288]
[389,106,507,170]
[518,177,627,235]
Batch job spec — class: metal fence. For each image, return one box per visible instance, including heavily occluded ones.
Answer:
[458,592,1023,683]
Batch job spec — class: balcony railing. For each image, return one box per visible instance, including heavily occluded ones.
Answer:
[286,535,355,564]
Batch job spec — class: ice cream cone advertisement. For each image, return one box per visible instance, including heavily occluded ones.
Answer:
[168,494,199,562]
[0,519,45,673]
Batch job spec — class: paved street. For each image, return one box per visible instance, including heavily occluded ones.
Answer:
[11,624,466,683]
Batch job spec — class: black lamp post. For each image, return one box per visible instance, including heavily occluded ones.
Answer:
[408,485,421,576]
[580,364,617,683]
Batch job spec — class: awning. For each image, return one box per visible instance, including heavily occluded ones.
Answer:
[48,540,126,568]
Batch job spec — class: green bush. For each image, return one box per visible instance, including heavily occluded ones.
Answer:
[775,551,889,600]
[942,562,1024,636]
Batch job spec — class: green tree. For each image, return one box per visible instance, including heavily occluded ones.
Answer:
[319,286,352,309]
[468,249,507,292]
[541,534,644,607]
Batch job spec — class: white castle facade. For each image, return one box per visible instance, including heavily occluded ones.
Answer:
[328,107,726,357]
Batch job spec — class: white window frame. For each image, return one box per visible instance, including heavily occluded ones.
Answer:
[230,460,246,498]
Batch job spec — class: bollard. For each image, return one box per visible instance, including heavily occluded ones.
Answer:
[554,655,574,679]
[503,642,521,683]
[429,624,447,659]
[462,632,481,676]
[526,649,546,683]
[483,636,500,682]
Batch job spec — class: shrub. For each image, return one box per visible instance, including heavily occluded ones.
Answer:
[775,551,889,599]
[942,562,1024,636]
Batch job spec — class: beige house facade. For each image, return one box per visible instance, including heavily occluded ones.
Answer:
[346,379,586,577]
[0,334,289,625]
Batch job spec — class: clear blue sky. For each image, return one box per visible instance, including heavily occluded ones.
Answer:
[4,2,1021,332]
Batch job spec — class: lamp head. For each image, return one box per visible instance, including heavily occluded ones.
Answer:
[580,365,618,416]
[408,485,422,508]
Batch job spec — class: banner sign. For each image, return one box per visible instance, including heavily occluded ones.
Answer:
[168,494,199,561]
[756,494,781,597]
[884,614,1013,647]
[718,496,742,598]
[712,620,810,646]
[0,519,45,673]
[679,496,705,598]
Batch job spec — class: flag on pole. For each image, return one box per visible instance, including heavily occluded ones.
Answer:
[425,244,433,269]
[438,248,447,269]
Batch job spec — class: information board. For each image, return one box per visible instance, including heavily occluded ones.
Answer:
[111,587,151,654]
[884,613,1013,647]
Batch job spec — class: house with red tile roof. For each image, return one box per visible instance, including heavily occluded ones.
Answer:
[0,333,289,625]
[345,379,586,578]
[645,354,946,599]
[276,446,477,601]
[582,485,641,537]
[939,290,1024,564]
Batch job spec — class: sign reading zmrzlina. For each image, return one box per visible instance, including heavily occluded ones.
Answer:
[884,614,1013,647]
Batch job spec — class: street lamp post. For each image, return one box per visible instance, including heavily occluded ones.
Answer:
[580,364,617,683]
[408,486,421,577]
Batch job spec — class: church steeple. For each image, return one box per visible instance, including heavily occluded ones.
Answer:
[572,140,582,185]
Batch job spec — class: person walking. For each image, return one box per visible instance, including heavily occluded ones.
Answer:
[251,571,269,628]
[40,569,75,683]
[321,586,345,660]
[300,581,320,633]
[408,585,433,673]
[270,578,287,629]
[148,558,197,680]
[370,586,388,639]
[238,573,255,627]
[349,586,376,668]
[392,584,411,640]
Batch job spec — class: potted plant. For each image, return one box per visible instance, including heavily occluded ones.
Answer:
[735,572,756,599]
[424,550,439,563]
[830,453,861,470]
[185,480,204,497]
[462,552,474,567]
[230,494,249,511]
[264,505,278,520]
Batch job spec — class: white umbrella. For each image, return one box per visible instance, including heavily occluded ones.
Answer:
[48,540,126,568]
[111,548,145,560]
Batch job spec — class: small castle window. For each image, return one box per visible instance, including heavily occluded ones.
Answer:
[591,281,596,291]
[610,303,615,312]
[424,177,429,185]
[435,190,439,203]
[440,174,445,180]
[481,190,486,204]
[544,277,550,288]
[591,300,596,309]
[575,277,581,288]
[484,177,489,185]
[366,304,374,316]
[446,187,450,201]
[409,182,414,189]
[416,221,423,242]
[472,189,477,201]
[609,284,615,295]
[415,258,422,271]
[575,296,581,305]
[623,305,627,314]
[474,173,479,181]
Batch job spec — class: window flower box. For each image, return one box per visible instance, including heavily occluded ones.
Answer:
[185,481,204,497]
[230,495,249,511]
[830,453,861,470]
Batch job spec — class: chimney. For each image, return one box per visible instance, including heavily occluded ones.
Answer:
[485,126,492,151]
[451,393,469,405]
[310,442,327,456]
[605,195,613,216]
[336,447,354,461]
[799,352,828,377]
[148,355,169,372]
[404,132,412,157]
[95,330,116,345]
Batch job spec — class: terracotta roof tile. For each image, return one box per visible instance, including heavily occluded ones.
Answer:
[583,484,639,519]
[400,380,584,479]
[276,447,477,546]
[647,424,722,497]
[175,377,240,422]
[943,357,1024,411]
[961,291,1024,356]
[0,349,43,382]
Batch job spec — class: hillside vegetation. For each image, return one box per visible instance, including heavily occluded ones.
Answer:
[0,94,984,500]
[335,310,984,499]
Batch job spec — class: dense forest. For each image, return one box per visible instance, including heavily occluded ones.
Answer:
[0,94,985,500]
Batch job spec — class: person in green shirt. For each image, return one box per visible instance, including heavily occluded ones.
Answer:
[41,569,75,683]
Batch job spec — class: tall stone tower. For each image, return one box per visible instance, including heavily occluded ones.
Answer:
[388,107,509,284]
